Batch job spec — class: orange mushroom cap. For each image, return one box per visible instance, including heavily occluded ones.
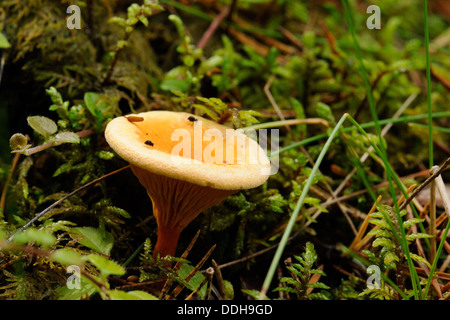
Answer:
[105,111,270,258]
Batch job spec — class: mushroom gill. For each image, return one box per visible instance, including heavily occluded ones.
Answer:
[130,165,236,258]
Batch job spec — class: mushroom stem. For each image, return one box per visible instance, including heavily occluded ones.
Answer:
[130,164,237,258]
[153,226,181,258]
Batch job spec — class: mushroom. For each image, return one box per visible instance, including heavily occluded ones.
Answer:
[105,111,270,258]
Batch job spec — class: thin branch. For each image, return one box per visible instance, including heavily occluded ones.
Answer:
[241,118,329,132]
[15,129,95,156]
[433,165,450,218]
[0,153,20,218]
[159,229,200,299]
[101,33,130,85]
[197,6,230,49]
[0,240,110,297]
[167,244,216,300]
[211,259,225,298]
[430,179,437,262]
[8,165,131,241]
[399,157,450,212]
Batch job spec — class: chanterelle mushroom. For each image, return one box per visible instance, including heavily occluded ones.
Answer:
[105,111,270,258]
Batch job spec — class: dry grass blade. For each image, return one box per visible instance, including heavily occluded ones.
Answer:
[399,156,450,212]
[350,195,381,251]
[159,229,201,298]
[306,264,325,295]
[166,244,216,300]
[430,179,437,262]
[185,267,214,300]
[8,164,131,240]
[0,153,20,218]
[432,166,450,218]
[211,259,225,298]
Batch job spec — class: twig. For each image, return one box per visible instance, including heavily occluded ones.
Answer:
[159,229,200,299]
[231,15,295,55]
[185,267,214,300]
[8,165,131,241]
[318,20,341,58]
[334,93,417,197]
[197,6,230,49]
[167,244,216,299]
[203,267,214,300]
[399,157,450,212]
[226,0,238,23]
[349,195,381,251]
[296,93,416,238]
[213,167,430,271]
[264,74,293,137]
[0,239,109,297]
[431,66,450,91]
[15,129,95,156]
[0,153,20,218]
[278,26,303,51]
[241,118,329,132]
[432,165,450,218]
[211,259,225,298]
[227,27,270,56]
[306,264,325,295]
[430,179,437,262]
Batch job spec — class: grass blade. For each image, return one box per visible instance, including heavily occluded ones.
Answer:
[423,0,434,168]
[259,113,349,299]
[341,0,421,299]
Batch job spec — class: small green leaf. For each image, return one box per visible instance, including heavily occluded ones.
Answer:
[9,133,29,150]
[405,233,433,242]
[242,289,270,300]
[84,92,109,130]
[51,248,84,266]
[409,253,432,269]
[367,228,392,238]
[97,150,115,160]
[109,16,127,27]
[109,290,158,300]
[27,116,58,138]
[308,282,330,290]
[70,227,114,255]
[280,277,300,286]
[192,104,218,120]
[13,228,56,248]
[160,78,190,92]
[178,263,207,297]
[117,40,129,49]
[0,33,11,49]
[51,132,80,144]
[315,102,335,124]
[53,162,73,177]
[383,251,399,265]
[138,15,149,27]
[222,280,234,299]
[368,218,391,230]
[85,254,125,277]
[55,275,98,300]
[372,237,395,249]
[403,218,425,230]
[0,228,7,240]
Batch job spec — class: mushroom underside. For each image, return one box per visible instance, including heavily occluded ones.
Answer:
[130,164,237,258]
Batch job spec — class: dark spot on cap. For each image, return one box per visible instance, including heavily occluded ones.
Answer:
[145,140,154,146]
[126,116,144,122]
[188,116,197,122]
